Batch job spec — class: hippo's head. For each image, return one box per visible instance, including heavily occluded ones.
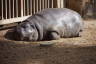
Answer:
[14,21,38,41]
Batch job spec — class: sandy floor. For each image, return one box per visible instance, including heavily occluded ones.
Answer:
[0,20,96,64]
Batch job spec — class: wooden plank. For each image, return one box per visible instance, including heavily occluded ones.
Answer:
[0,15,31,25]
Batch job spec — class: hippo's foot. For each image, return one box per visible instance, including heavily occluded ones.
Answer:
[49,32,60,40]
[75,32,82,37]
[76,29,83,37]
[75,33,80,37]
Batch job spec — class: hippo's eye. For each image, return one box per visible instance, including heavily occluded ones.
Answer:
[31,25,35,28]
[21,24,26,28]
[22,26,26,28]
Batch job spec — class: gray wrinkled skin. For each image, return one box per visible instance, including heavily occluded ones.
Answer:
[14,8,84,41]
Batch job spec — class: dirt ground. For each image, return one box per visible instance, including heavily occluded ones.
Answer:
[0,20,96,64]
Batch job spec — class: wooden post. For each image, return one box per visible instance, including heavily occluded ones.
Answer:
[9,0,11,18]
[5,0,7,19]
[1,0,3,19]
[21,0,23,17]
[61,0,64,8]
[30,0,32,15]
[47,0,50,8]
[36,0,39,12]
[13,0,15,18]
[33,0,36,14]
[57,0,61,8]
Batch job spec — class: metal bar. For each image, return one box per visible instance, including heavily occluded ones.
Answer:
[1,0,3,19]
[63,0,65,7]
[42,0,45,9]
[51,0,54,8]
[13,0,15,18]
[39,0,42,11]
[30,0,32,15]
[57,0,60,8]
[36,0,39,12]
[43,0,45,9]
[31,0,33,14]
[60,0,64,8]
[60,0,61,8]
[33,0,35,14]
[47,0,50,8]
[5,0,7,19]
[16,0,18,17]
[9,0,11,18]
[45,0,47,8]
[27,0,29,15]
[44,0,45,8]
[21,0,24,17]
[23,0,25,16]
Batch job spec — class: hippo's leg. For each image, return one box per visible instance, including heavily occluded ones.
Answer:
[29,34,33,41]
[78,30,83,37]
[49,32,60,40]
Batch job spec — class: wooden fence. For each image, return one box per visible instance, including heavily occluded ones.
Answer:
[0,0,65,25]
[0,0,96,25]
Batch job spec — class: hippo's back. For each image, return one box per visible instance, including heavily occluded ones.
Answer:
[37,8,81,20]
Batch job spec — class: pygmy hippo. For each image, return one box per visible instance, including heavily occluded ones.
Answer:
[14,8,84,41]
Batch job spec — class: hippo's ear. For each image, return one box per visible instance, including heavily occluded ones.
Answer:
[16,20,23,25]
[30,24,35,28]
[17,20,29,25]
[23,20,29,22]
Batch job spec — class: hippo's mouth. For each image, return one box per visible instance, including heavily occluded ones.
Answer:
[21,37,30,41]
